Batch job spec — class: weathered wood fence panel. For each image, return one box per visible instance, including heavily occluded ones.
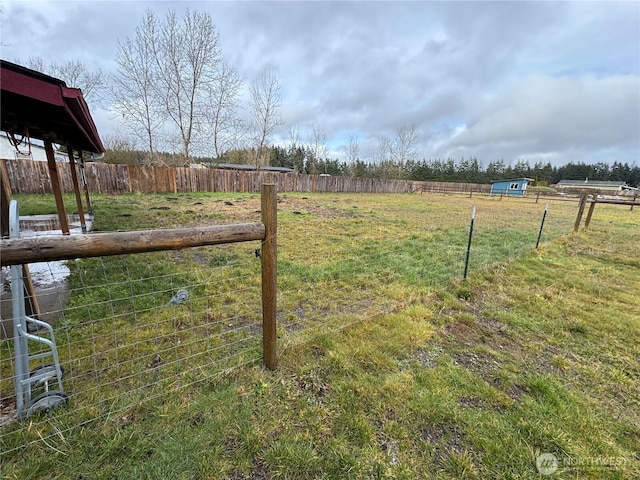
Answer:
[421,181,491,194]
[2,159,491,195]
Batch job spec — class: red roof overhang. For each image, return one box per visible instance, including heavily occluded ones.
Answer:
[1,60,104,154]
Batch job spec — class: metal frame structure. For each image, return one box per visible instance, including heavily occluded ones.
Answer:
[9,199,68,418]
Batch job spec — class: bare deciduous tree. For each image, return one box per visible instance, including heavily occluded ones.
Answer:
[286,125,305,172]
[375,136,393,163]
[309,124,328,174]
[101,133,143,165]
[391,124,419,164]
[249,67,283,167]
[206,63,244,158]
[344,133,360,163]
[112,9,228,163]
[26,57,104,106]
[287,125,301,151]
[374,135,406,178]
[110,10,164,162]
[102,134,136,152]
[151,9,221,161]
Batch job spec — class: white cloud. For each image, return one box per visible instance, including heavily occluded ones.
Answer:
[439,74,639,163]
[1,0,638,165]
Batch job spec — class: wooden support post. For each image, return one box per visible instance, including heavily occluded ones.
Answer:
[68,148,87,233]
[79,152,93,214]
[261,184,278,370]
[0,159,12,238]
[44,140,70,235]
[573,192,588,232]
[22,265,40,319]
[584,195,597,228]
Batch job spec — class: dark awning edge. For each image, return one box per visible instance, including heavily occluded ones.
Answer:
[1,60,104,154]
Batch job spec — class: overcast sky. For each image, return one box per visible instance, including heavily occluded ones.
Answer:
[2,1,639,166]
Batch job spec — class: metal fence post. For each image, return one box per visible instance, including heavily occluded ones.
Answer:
[261,184,278,370]
[463,206,476,280]
[536,202,549,249]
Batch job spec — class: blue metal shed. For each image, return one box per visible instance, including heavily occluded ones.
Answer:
[490,178,533,196]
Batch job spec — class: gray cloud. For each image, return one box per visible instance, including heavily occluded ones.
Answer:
[1,0,638,166]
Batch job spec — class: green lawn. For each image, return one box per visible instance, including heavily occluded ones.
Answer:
[1,192,638,479]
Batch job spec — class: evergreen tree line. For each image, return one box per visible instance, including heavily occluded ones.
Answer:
[104,144,639,187]
[264,146,639,187]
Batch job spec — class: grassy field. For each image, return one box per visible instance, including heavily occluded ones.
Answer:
[1,191,638,478]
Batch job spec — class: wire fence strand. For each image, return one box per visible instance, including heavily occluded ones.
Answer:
[1,191,584,455]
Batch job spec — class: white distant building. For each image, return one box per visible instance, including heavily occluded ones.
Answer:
[555,179,637,193]
[0,133,68,162]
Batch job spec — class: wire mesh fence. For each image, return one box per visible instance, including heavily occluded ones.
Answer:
[1,190,580,457]
[1,244,264,450]
[275,193,579,337]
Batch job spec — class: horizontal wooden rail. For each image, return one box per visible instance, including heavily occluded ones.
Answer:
[0,223,265,266]
[587,198,640,206]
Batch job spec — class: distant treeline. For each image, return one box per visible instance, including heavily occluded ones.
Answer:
[104,146,640,187]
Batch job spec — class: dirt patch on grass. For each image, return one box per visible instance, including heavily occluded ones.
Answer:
[444,299,519,353]
[440,317,508,384]
[458,395,491,409]
[193,195,366,223]
[413,347,440,369]
[278,196,366,219]
[429,292,550,407]
[421,423,472,464]
[451,350,500,374]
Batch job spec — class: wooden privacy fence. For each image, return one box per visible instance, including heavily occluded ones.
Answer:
[2,159,490,195]
[421,181,491,194]
[1,184,279,369]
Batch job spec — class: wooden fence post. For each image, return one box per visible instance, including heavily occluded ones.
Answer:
[0,159,12,238]
[573,192,588,232]
[22,264,40,319]
[44,139,70,235]
[81,158,93,212]
[584,195,597,228]
[261,184,278,370]
[68,148,87,233]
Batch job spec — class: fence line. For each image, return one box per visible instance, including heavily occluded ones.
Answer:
[3,159,491,195]
[0,185,277,449]
[580,194,640,228]
[1,223,267,266]
[1,189,589,460]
